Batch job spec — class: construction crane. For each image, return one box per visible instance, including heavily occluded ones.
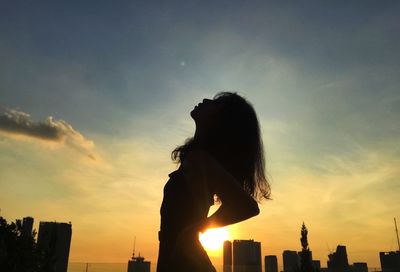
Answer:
[132,236,136,259]
[395,217,400,252]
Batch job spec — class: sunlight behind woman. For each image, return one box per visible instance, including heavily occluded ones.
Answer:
[199,227,230,253]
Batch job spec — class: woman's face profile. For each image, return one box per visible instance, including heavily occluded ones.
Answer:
[190,98,222,129]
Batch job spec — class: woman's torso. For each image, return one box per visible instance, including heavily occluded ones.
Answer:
[157,168,216,272]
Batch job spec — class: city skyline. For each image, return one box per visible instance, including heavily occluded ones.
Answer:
[1,0,400,269]
[2,214,398,271]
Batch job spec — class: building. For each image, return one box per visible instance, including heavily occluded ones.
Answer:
[327,245,350,272]
[265,255,278,272]
[22,216,34,235]
[283,250,299,272]
[298,250,313,272]
[127,254,150,272]
[380,251,400,272]
[37,221,72,272]
[352,262,368,272]
[224,240,233,272]
[312,260,321,271]
[232,240,262,272]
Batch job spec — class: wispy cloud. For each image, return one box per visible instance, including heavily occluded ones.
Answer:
[0,108,96,159]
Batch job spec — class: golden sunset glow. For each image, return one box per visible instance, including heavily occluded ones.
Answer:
[1,2,399,271]
[199,227,230,252]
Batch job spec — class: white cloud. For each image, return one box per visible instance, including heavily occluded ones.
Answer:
[0,108,96,159]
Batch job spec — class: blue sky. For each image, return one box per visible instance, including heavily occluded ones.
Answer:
[1,1,399,268]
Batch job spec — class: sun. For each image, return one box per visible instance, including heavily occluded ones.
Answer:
[199,227,230,253]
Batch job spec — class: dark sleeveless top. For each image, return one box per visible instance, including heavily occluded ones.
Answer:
[157,168,216,272]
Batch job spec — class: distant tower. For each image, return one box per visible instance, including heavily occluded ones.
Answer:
[300,223,309,251]
[265,255,278,272]
[233,240,262,272]
[379,218,400,272]
[327,245,350,272]
[380,251,400,272]
[127,238,150,272]
[224,240,233,272]
[127,253,150,272]
[37,221,72,272]
[299,223,313,272]
[22,217,34,235]
[283,250,299,272]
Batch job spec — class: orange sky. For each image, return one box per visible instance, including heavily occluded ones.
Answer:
[1,130,399,269]
[1,1,400,270]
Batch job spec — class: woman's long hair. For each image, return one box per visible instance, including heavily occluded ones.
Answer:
[171,92,270,201]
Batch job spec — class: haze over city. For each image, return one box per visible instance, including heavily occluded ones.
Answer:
[0,1,399,269]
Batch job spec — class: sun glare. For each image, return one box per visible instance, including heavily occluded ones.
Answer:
[199,227,230,252]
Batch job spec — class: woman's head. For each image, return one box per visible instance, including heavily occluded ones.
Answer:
[172,92,270,201]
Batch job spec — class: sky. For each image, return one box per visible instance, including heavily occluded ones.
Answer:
[0,0,399,269]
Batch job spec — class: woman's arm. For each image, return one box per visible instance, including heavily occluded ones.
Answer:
[181,149,259,231]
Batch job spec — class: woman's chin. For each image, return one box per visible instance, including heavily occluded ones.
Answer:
[190,108,198,119]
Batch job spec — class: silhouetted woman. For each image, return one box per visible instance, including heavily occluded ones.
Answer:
[157,92,270,272]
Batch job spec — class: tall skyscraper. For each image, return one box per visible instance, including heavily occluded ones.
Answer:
[265,255,278,272]
[127,254,150,272]
[380,251,400,272]
[232,240,262,272]
[22,216,34,235]
[283,250,299,272]
[224,240,233,272]
[37,221,72,272]
[327,245,350,272]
